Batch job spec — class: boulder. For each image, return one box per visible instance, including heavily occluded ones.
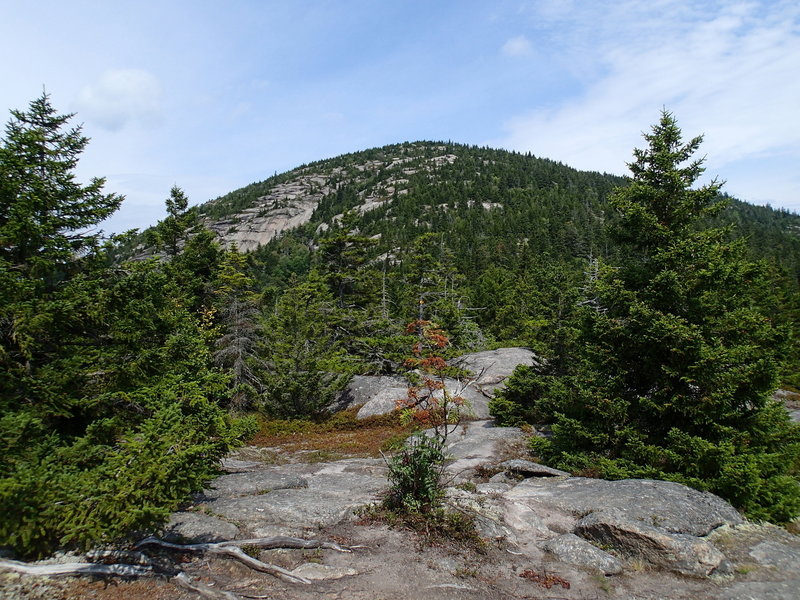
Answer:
[440,420,526,473]
[574,509,726,577]
[431,377,492,419]
[541,533,623,575]
[449,348,539,397]
[445,488,510,541]
[339,375,409,419]
[505,477,743,536]
[339,348,538,420]
[346,375,492,419]
[497,459,570,478]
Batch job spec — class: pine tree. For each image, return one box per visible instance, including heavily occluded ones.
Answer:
[0,93,122,283]
[501,111,800,521]
[260,272,351,418]
[146,185,195,256]
[317,211,378,308]
[213,248,263,411]
[0,95,252,558]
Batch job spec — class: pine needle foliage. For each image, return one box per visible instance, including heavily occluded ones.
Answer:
[0,95,254,558]
[494,111,800,522]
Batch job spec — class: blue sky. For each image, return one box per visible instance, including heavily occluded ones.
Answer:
[2,0,799,233]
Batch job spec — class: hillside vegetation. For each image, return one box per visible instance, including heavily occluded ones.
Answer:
[1,95,799,558]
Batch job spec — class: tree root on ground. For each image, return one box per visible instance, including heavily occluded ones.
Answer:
[0,535,357,600]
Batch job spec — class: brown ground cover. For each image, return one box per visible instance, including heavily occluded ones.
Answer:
[248,408,417,460]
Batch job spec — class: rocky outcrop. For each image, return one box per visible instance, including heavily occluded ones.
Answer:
[199,146,466,253]
[165,458,387,543]
[541,533,623,575]
[504,476,743,536]
[574,509,727,577]
[496,459,570,478]
[146,420,799,599]
[449,347,539,398]
[337,347,537,420]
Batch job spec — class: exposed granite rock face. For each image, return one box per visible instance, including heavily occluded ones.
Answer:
[163,458,387,543]
[541,533,623,575]
[143,419,800,599]
[449,348,538,398]
[441,420,527,474]
[163,511,239,543]
[199,148,465,254]
[336,348,538,420]
[496,459,570,478]
[721,580,800,600]
[346,375,490,419]
[505,476,743,536]
[748,539,800,569]
[574,509,726,577]
[199,471,308,501]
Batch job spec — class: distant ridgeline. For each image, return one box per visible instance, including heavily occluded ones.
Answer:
[187,141,800,286]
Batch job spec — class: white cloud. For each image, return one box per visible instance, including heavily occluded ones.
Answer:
[496,1,800,209]
[502,35,534,57]
[75,69,162,131]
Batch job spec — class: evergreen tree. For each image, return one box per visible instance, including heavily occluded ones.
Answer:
[260,272,351,418]
[146,185,195,256]
[0,95,252,558]
[317,211,378,308]
[213,247,263,411]
[0,93,121,284]
[497,112,800,521]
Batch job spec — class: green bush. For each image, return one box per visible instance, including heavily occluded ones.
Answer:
[0,384,257,558]
[384,433,446,513]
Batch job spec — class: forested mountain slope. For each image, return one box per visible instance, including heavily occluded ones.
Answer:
[157,142,800,381]
[186,141,800,287]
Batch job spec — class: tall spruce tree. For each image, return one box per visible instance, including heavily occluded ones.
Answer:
[0,93,121,284]
[0,95,251,558]
[213,247,264,411]
[499,111,800,521]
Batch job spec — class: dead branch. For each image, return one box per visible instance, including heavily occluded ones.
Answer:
[0,557,244,600]
[135,534,360,584]
[218,535,352,553]
[0,534,358,600]
[173,572,240,600]
[0,558,153,578]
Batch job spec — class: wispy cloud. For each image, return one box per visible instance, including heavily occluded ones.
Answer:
[502,35,534,57]
[496,1,800,204]
[75,69,162,131]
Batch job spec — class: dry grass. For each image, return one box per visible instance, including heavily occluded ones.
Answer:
[248,408,417,459]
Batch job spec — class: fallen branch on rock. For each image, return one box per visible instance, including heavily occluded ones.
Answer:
[137,534,353,553]
[0,558,154,578]
[135,536,312,584]
[0,535,358,600]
